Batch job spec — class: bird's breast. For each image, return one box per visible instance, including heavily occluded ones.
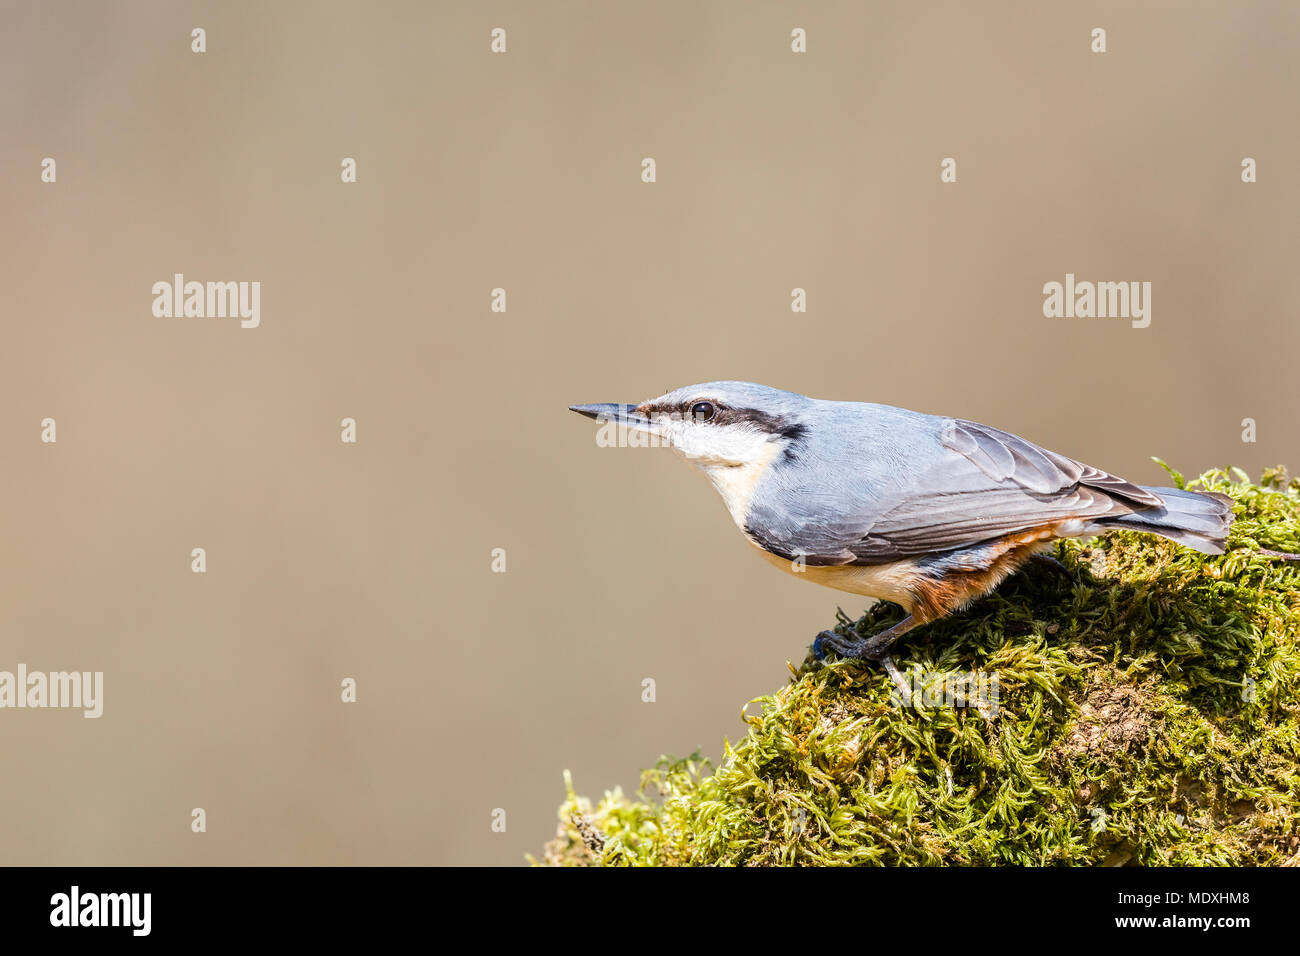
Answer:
[696,441,782,531]
[748,543,920,610]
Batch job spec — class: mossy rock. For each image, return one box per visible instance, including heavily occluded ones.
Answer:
[537,466,1300,866]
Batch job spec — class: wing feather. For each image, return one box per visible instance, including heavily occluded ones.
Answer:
[845,420,1163,561]
[746,416,1164,566]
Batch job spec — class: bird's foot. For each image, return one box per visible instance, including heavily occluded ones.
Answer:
[1030,551,1073,579]
[812,628,877,662]
[813,612,918,661]
[812,621,916,703]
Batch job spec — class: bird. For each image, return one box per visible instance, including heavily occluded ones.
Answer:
[569,381,1290,693]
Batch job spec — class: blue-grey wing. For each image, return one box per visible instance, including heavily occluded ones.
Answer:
[938,419,1160,505]
[747,416,1162,565]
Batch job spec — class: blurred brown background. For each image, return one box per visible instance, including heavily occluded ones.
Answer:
[1,1,1296,865]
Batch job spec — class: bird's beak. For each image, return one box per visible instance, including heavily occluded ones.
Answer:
[568,403,665,436]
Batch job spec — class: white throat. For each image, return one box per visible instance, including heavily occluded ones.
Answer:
[690,441,781,530]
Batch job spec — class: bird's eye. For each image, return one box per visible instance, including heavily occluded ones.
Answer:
[690,401,715,422]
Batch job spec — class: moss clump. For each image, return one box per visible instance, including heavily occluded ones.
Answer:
[537,466,1300,866]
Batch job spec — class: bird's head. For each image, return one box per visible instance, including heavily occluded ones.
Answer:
[569,381,811,470]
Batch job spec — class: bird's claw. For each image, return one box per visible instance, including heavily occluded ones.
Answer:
[812,629,912,701]
[1030,552,1074,579]
[812,628,885,663]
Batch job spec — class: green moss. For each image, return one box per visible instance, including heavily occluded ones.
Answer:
[536,467,1300,866]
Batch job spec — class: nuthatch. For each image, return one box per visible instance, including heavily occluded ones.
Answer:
[570,381,1290,692]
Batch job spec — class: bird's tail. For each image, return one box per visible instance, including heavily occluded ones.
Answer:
[1087,486,1236,555]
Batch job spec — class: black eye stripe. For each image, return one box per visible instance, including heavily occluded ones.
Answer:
[640,400,797,438]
